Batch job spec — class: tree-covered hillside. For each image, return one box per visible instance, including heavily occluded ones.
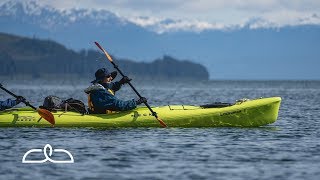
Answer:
[0,33,209,81]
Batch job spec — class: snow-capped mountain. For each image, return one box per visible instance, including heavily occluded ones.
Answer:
[1,0,320,80]
[0,0,224,33]
[5,0,320,34]
[0,0,130,31]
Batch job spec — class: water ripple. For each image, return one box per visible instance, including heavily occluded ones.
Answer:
[1,81,320,180]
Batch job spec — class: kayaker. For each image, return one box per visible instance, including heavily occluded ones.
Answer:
[84,68,147,114]
[0,97,25,111]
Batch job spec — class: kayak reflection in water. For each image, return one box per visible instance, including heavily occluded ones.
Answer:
[84,68,147,114]
[0,97,25,111]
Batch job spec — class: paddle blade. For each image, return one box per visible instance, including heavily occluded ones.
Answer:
[37,108,55,126]
[94,41,104,51]
[157,117,167,128]
[94,41,113,62]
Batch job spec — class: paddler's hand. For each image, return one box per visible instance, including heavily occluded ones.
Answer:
[119,76,132,85]
[16,96,26,104]
[136,97,147,105]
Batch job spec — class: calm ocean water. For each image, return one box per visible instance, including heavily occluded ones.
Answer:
[0,80,319,180]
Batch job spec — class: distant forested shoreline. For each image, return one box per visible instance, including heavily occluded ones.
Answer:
[0,33,209,81]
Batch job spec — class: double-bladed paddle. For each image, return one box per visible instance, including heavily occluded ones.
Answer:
[94,41,167,128]
[0,83,55,126]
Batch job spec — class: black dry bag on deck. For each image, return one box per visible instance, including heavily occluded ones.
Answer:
[41,96,87,115]
[62,98,87,115]
[41,95,63,111]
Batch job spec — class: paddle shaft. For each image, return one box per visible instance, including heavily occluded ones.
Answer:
[110,62,159,117]
[94,41,167,127]
[0,84,36,110]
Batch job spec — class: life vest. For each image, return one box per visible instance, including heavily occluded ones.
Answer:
[87,88,116,114]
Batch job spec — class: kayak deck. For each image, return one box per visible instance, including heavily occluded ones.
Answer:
[0,97,281,128]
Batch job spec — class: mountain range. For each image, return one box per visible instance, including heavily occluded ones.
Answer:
[1,0,320,80]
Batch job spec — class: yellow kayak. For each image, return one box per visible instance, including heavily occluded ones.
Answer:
[0,97,281,128]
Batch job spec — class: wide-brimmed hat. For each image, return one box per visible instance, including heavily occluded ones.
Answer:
[91,68,117,83]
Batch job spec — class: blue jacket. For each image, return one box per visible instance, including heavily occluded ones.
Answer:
[0,99,18,111]
[84,82,137,114]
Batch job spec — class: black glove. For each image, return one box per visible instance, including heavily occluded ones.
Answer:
[16,96,26,104]
[119,76,132,85]
[136,97,147,105]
